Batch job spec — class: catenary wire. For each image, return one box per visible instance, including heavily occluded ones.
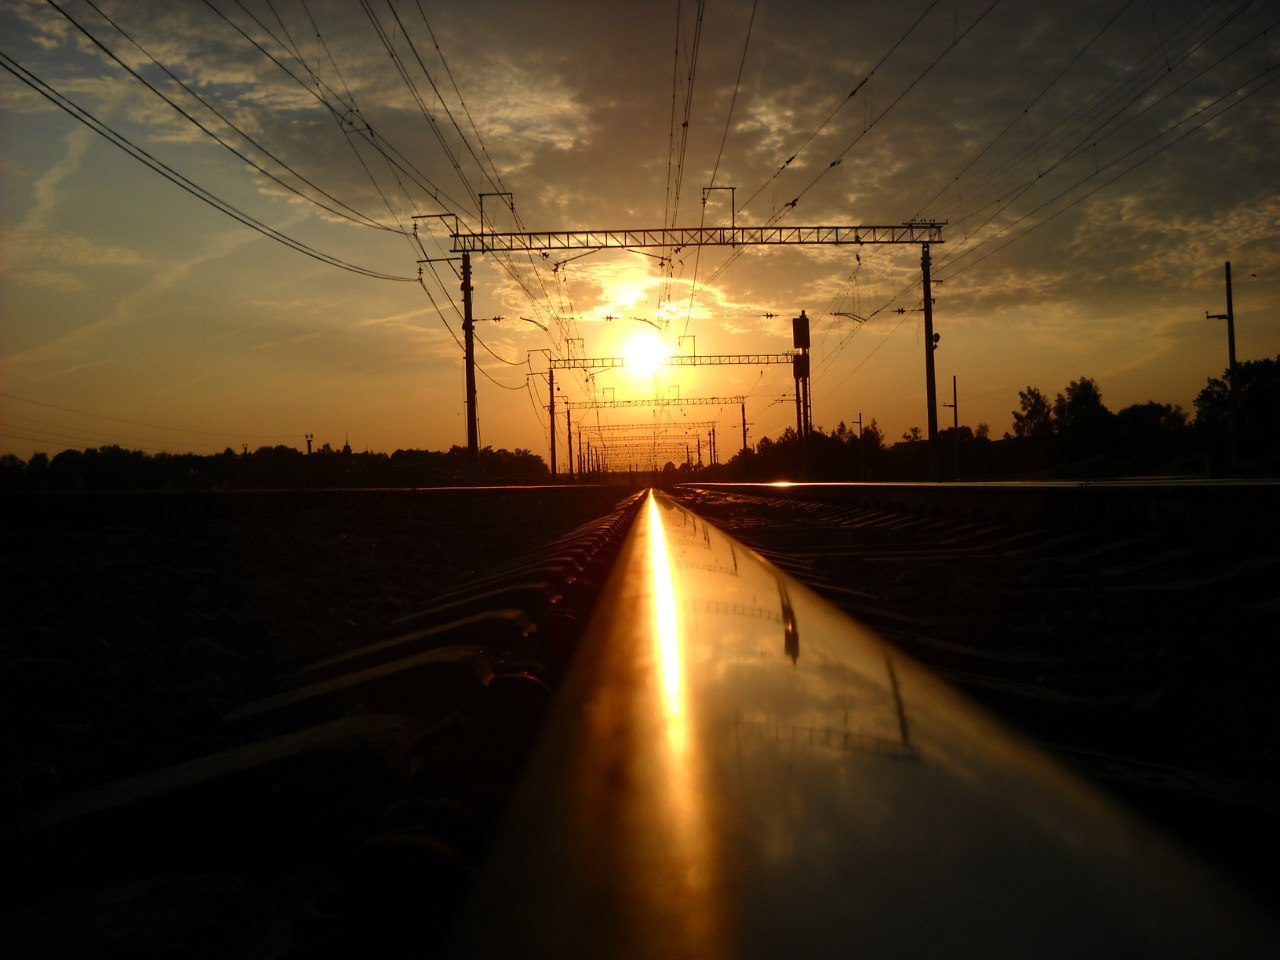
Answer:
[66,0,400,234]
[0,50,416,282]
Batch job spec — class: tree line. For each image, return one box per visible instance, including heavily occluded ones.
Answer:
[683,357,1280,481]
[4,358,1275,489]
[0,443,550,491]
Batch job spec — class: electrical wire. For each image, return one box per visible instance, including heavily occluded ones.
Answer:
[910,0,1139,219]
[0,391,300,439]
[64,0,399,234]
[935,62,1280,282]
[475,331,525,366]
[682,0,758,336]
[0,50,415,282]
[734,0,943,218]
[761,0,1002,226]
[685,0,989,307]
[207,0,468,216]
[928,1,1253,258]
[664,0,707,231]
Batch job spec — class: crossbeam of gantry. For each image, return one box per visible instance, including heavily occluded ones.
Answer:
[549,354,794,371]
[582,421,717,433]
[600,446,693,461]
[439,217,947,478]
[590,440,694,449]
[546,357,790,476]
[564,396,745,411]
[600,442,695,451]
[453,223,945,253]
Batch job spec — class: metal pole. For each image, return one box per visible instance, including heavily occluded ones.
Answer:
[855,413,865,481]
[1226,262,1238,462]
[566,407,573,482]
[945,375,960,481]
[741,401,749,455]
[462,251,478,464]
[548,367,556,476]
[1206,261,1240,463]
[922,243,939,481]
[803,373,812,436]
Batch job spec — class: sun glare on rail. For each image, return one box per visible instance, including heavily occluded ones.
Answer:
[641,492,725,953]
[646,494,685,740]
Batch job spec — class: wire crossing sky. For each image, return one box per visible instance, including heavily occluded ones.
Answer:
[2,0,1277,459]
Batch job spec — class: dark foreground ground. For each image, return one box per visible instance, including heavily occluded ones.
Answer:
[0,488,633,819]
[669,484,1280,907]
[1,483,1276,955]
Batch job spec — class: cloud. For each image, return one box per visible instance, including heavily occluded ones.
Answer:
[25,356,118,384]
[2,0,1277,457]
[3,268,83,292]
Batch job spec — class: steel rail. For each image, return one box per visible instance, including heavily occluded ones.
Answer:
[452,489,1274,958]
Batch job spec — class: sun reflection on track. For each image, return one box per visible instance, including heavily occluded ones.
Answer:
[647,494,686,748]
[642,491,726,955]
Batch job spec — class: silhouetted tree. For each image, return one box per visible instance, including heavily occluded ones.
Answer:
[1053,376,1115,466]
[1012,386,1053,438]
[1115,402,1191,472]
[0,454,26,489]
[1195,356,1280,467]
[861,419,885,452]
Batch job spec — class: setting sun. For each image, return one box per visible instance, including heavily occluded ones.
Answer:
[622,330,670,378]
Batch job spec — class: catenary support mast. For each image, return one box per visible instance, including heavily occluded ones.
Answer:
[439,220,944,472]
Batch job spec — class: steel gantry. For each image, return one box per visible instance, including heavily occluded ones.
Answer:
[580,420,717,434]
[563,395,744,410]
[544,354,794,475]
[455,223,944,252]
[438,219,945,478]
[596,442,695,472]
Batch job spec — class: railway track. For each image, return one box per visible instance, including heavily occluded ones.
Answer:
[2,489,645,958]
[2,483,1276,957]
[667,483,1280,890]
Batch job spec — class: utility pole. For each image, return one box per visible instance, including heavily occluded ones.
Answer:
[1206,261,1238,462]
[548,367,556,476]
[305,433,313,456]
[566,407,573,482]
[427,216,942,463]
[853,413,864,481]
[741,401,749,456]
[461,251,478,465]
[921,243,940,481]
[792,310,812,436]
[942,375,959,481]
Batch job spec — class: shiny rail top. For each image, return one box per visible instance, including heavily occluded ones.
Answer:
[454,491,1273,958]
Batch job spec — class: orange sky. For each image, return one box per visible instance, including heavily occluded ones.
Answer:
[3,1,1278,464]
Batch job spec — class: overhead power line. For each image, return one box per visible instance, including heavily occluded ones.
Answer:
[60,0,400,235]
[0,391,300,439]
[0,49,416,282]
